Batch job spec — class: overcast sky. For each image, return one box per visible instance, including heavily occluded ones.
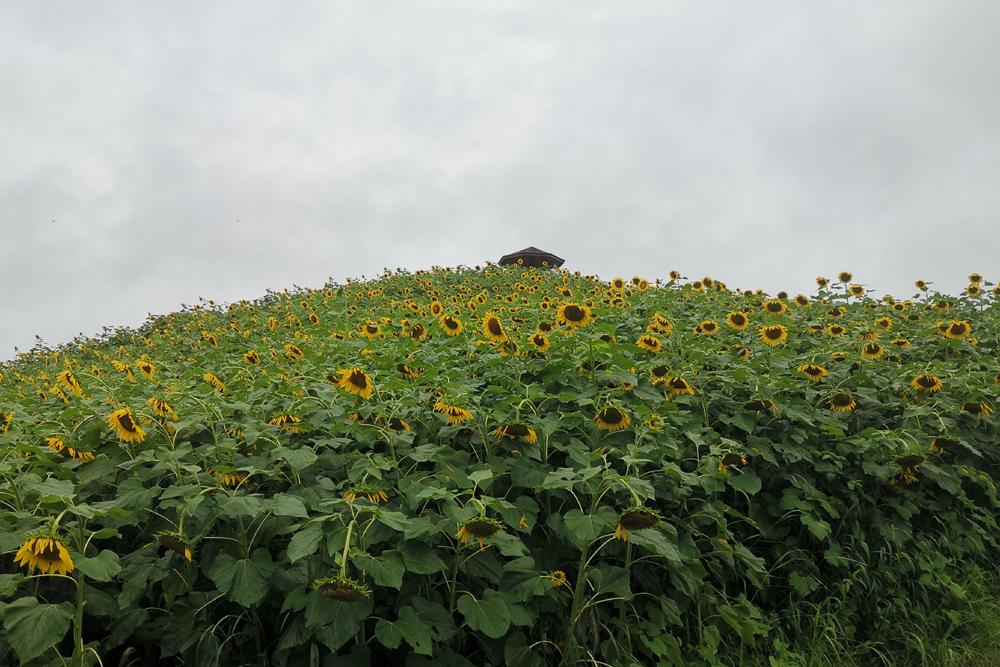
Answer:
[2,1,998,359]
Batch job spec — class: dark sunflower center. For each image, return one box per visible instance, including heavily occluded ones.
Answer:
[564,305,585,321]
[445,318,458,329]
[767,303,782,312]
[506,424,528,436]
[917,376,938,388]
[703,322,716,331]
[670,378,688,390]
[804,366,822,376]
[366,325,378,333]
[487,319,503,335]
[731,314,745,325]
[949,323,966,335]
[832,394,852,406]
[652,365,669,377]
[600,409,623,424]
[765,328,782,339]
[118,413,136,432]
[348,371,368,389]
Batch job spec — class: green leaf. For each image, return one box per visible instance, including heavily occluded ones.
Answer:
[467,468,493,486]
[75,549,121,582]
[304,594,372,651]
[726,469,762,495]
[562,508,614,549]
[207,553,270,607]
[457,589,510,639]
[411,597,457,640]
[374,605,433,655]
[627,529,682,565]
[273,446,317,471]
[0,573,23,597]
[217,494,263,518]
[351,550,405,589]
[27,478,75,500]
[2,597,74,662]
[270,493,309,518]
[399,540,447,574]
[287,523,324,563]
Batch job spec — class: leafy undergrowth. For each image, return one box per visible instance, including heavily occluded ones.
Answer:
[0,266,997,666]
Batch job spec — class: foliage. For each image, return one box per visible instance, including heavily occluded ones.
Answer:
[0,266,997,665]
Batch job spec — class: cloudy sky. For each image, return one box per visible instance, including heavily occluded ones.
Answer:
[2,1,998,359]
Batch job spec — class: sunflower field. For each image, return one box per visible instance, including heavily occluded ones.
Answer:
[1,266,998,666]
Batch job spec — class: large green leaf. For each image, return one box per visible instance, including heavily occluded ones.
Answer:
[399,540,447,574]
[287,522,325,563]
[2,597,74,662]
[351,550,405,589]
[457,589,510,639]
[374,605,433,655]
[75,549,121,581]
[207,552,271,607]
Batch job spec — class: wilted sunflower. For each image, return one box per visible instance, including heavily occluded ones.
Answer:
[336,368,374,399]
[594,406,632,431]
[529,332,550,352]
[155,531,193,561]
[725,312,749,330]
[312,576,370,602]
[283,343,305,361]
[343,484,390,504]
[961,402,992,418]
[636,334,661,353]
[911,375,943,394]
[433,400,474,424]
[268,414,304,432]
[698,320,720,335]
[203,373,226,393]
[860,343,885,360]
[744,399,778,414]
[666,376,696,397]
[944,320,971,340]
[481,312,507,342]
[828,393,857,413]
[14,534,75,575]
[107,407,146,443]
[759,325,788,346]
[439,314,464,336]
[456,517,503,549]
[797,363,829,381]
[243,350,261,364]
[492,423,538,444]
[147,396,177,420]
[557,303,593,328]
[56,370,84,397]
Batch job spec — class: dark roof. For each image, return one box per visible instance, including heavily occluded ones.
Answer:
[497,247,564,268]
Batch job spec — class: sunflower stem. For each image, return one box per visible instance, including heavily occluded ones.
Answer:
[339,520,356,579]
[72,570,85,667]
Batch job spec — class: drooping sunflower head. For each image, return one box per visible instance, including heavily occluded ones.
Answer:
[155,530,194,562]
[243,350,261,364]
[13,534,75,575]
[396,363,420,380]
[342,484,390,504]
[455,517,504,548]
[961,402,992,418]
[649,364,671,385]
[875,317,893,330]
[744,399,778,414]
[911,375,943,394]
[107,407,146,443]
[56,370,84,397]
[433,400,474,424]
[828,393,857,413]
[268,413,304,432]
[891,338,911,349]
[594,406,631,431]
[666,376,695,397]
[618,505,661,531]
[759,325,788,346]
[636,335,661,353]
[797,363,829,381]
[386,416,411,432]
[491,423,538,444]
[312,576,370,602]
[337,368,374,399]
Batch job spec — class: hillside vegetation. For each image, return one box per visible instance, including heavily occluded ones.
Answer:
[0,265,998,666]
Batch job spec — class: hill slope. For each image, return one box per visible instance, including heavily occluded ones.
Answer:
[1,266,998,665]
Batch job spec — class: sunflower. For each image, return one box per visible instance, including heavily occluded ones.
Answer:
[492,423,538,444]
[107,407,146,443]
[550,570,568,588]
[557,303,593,328]
[455,517,503,549]
[283,343,305,361]
[439,314,464,336]
[838,272,853,284]
[816,276,829,288]
[890,338,911,349]
[636,334,661,353]
[725,312,750,330]
[13,534,75,575]
[828,393,857,413]
[794,295,811,307]
[481,312,507,342]
[944,320,971,340]
[860,343,885,360]
[649,364,671,386]
[874,316,893,330]
[610,277,626,290]
[203,373,226,393]
[312,576,370,602]
[698,320,720,335]
[797,363,829,381]
[762,300,787,315]
[155,531,193,561]
[928,437,959,453]
[434,400,474,424]
[647,313,674,335]
[337,368,374,399]
[529,332,550,352]
[735,344,751,359]
[202,331,219,347]
[666,376,696,397]
[211,469,247,487]
[718,452,749,474]
[268,414,304,432]
[56,370,83,397]
[147,397,177,420]
[915,279,928,290]
[0,412,13,434]
[343,484,390,504]
[968,272,983,284]
[45,436,93,462]
[759,325,788,346]
[135,360,155,380]
[744,399,778,414]
[961,402,992,418]
[244,350,261,364]
[396,363,420,379]
[911,375,943,394]
[594,406,632,431]
[966,284,982,297]
[387,416,411,432]
[848,284,866,297]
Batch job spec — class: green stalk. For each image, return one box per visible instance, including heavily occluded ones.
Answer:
[339,520,356,578]
[72,570,85,666]
[560,545,592,664]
